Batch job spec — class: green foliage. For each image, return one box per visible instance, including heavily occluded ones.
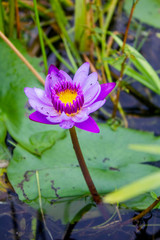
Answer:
[1,36,160,215]
[49,0,82,65]
[0,0,4,33]
[74,0,86,50]
[108,33,160,94]
[104,171,160,204]
[33,0,48,74]
[0,38,64,155]
[9,0,15,37]
[0,119,10,161]
[129,144,160,155]
[124,0,160,29]
[7,125,160,210]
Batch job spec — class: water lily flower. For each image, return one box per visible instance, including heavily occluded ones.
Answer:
[24,63,116,133]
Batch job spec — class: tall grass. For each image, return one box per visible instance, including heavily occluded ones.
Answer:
[33,0,48,74]
[0,0,4,33]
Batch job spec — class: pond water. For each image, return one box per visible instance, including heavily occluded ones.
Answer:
[1,190,160,240]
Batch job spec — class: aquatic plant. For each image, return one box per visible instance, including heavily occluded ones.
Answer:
[24,63,115,133]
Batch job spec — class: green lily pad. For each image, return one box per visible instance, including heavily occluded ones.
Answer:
[0,119,10,162]
[124,0,160,29]
[7,125,160,210]
[0,38,65,155]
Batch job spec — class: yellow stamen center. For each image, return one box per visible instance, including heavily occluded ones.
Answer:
[58,89,77,105]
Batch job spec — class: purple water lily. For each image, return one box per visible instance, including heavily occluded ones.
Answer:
[24,63,116,133]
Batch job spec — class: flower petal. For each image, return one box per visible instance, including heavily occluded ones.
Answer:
[95,82,116,102]
[82,72,98,92]
[87,100,106,114]
[48,64,59,74]
[45,67,65,97]
[83,83,101,106]
[75,116,100,133]
[59,70,72,82]
[29,99,58,116]
[46,112,69,123]
[73,62,90,86]
[34,88,52,106]
[46,115,62,123]
[24,87,58,116]
[24,87,52,105]
[29,111,57,125]
[59,119,74,129]
[72,110,89,123]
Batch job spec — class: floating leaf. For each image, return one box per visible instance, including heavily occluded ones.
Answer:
[124,0,160,29]
[0,38,65,155]
[7,125,160,210]
[0,119,10,161]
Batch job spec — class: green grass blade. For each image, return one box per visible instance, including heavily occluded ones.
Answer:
[108,32,160,94]
[129,144,160,155]
[62,36,78,72]
[33,0,48,74]
[0,0,4,33]
[50,0,82,65]
[104,171,160,204]
[74,0,86,51]
[9,0,15,37]
[43,32,75,74]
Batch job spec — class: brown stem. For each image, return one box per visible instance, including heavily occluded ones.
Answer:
[69,127,101,204]
[121,0,139,53]
[96,196,160,232]
[112,55,127,118]
[112,0,139,118]
[132,196,160,222]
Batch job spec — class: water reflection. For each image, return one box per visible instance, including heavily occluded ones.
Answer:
[1,190,160,240]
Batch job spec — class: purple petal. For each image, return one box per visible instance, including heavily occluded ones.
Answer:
[25,87,52,106]
[82,72,98,92]
[46,112,69,123]
[75,116,100,133]
[87,100,106,114]
[29,111,58,125]
[48,65,59,74]
[83,83,101,106]
[24,87,58,116]
[45,67,65,97]
[59,70,72,82]
[73,62,90,86]
[46,115,62,123]
[29,99,57,116]
[72,110,89,123]
[59,119,74,129]
[95,82,116,102]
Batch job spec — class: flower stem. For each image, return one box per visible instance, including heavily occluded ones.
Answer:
[69,127,101,204]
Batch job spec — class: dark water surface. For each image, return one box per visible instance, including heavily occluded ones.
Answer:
[1,192,160,240]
